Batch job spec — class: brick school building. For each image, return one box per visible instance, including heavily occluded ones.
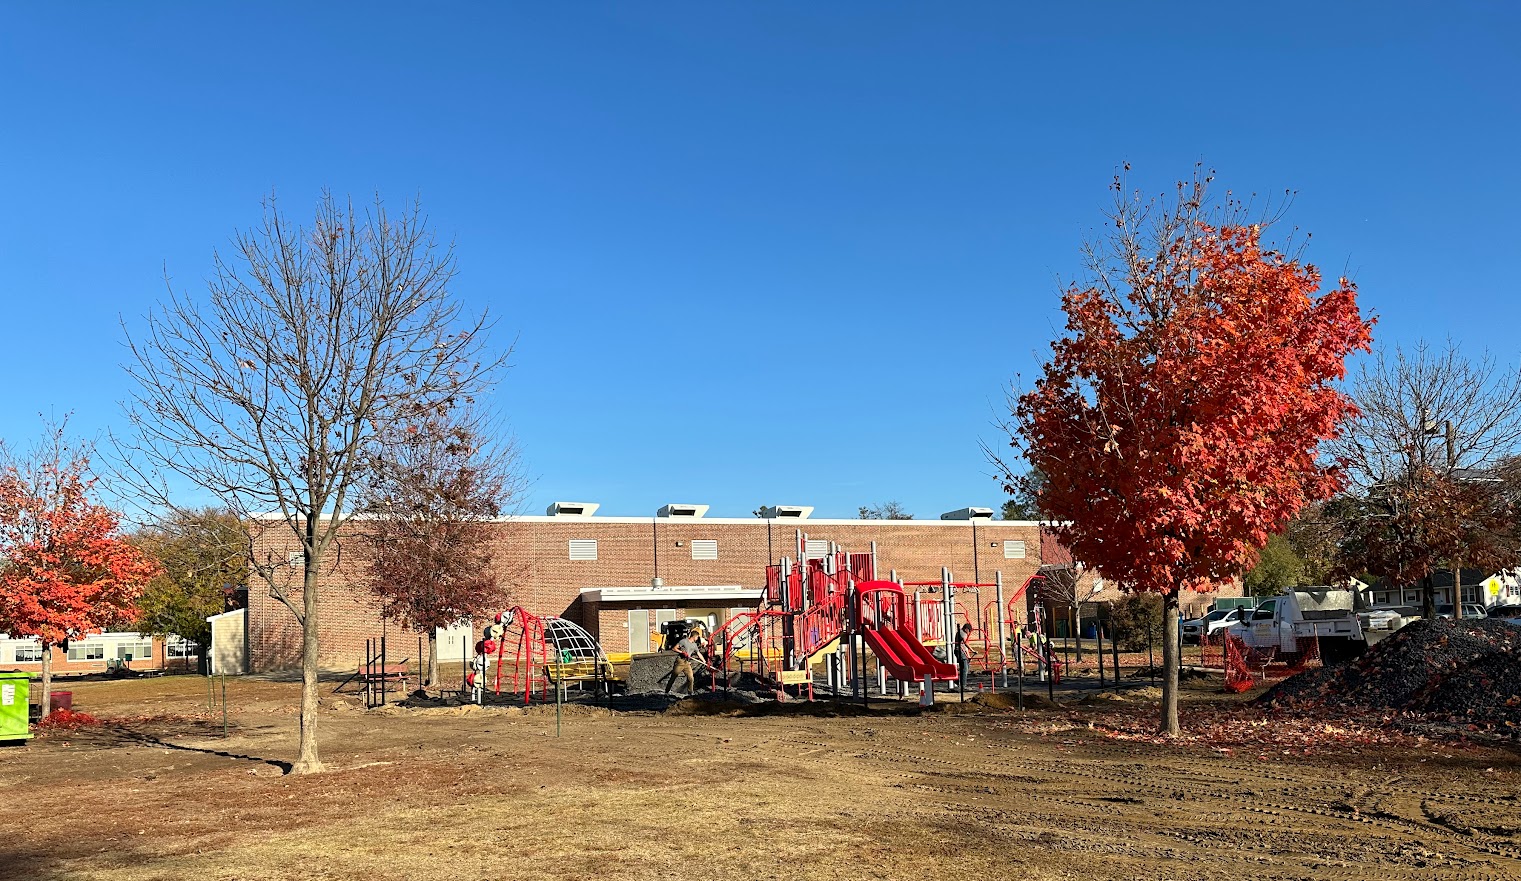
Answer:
[243,503,1239,673]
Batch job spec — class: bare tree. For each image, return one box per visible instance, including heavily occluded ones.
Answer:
[358,408,525,687]
[858,501,913,520]
[121,193,507,774]
[1034,562,1089,660]
[1331,341,1521,617]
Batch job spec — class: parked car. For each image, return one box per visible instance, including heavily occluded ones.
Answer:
[1359,608,1406,632]
[1360,605,1421,630]
[1437,603,1492,620]
[1182,607,1248,643]
[1487,604,1521,626]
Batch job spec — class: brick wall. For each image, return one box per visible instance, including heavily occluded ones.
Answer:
[248,517,1045,671]
[246,516,1243,672]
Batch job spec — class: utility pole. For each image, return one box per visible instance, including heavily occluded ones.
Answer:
[1446,419,1464,619]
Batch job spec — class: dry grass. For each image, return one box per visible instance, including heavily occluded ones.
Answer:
[3,675,1519,880]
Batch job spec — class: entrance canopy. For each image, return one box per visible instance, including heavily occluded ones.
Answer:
[579,584,763,604]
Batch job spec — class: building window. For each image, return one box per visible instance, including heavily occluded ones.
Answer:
[117,641,154,663]
[568,539,598,561]
[691,540,718,561]
[1004,540,1026,560]
[167,638,199,658]
[1403,591,1421,604]
[13,643,42,663]
[67,642,104,662]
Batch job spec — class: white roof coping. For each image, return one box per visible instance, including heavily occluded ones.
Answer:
[206,608,248,623]
[579,584,764,604]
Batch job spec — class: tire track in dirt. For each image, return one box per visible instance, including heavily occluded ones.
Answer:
[740,723,1521,878]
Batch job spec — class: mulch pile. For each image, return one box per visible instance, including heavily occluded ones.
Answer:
[1259,618,1521,734]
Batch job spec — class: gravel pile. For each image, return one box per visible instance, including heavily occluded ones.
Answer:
[1260,618,1521,731]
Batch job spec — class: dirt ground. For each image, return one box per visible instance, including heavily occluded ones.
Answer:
[4,675,1520,881]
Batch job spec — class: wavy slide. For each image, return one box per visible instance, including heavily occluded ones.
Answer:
[862,626,959,683]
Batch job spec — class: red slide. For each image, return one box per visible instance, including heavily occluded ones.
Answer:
[863,626,958,683]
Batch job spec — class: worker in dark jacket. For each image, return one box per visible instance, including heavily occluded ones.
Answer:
[955,623,974,692]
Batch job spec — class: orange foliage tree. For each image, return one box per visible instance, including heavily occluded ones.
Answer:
[0,421,160,716]
[1008,171,1373,734]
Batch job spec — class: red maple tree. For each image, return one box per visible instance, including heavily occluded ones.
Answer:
[0,423,160,716]
[1011,173,1373,734]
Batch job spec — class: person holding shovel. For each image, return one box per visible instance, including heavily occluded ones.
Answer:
[667,629,702,695]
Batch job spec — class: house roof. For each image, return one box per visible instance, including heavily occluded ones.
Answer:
[1364,568,1492,591]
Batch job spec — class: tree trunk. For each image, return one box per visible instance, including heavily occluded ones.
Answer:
[291,563,324,775]
[1073,607,1083,661]
[1422,574,1436,620]
[1160,593,1181,737]
[427,630,439,688]
[40,646,53,721]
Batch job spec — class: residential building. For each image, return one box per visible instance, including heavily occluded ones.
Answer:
[0,632,196,675]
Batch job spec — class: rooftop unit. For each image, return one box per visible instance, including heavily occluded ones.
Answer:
[656,503,709,518]
[759,505,813,519]
[940,506,995,520]
[545,501,600,517]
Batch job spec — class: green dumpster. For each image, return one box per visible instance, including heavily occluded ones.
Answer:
[0,672,32,742]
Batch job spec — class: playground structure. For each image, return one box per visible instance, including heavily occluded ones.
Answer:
[455,532,1071,705]
[708,533,1067,701]
[469,606,613,704]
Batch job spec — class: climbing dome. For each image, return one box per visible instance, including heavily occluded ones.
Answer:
[485,606,612,703]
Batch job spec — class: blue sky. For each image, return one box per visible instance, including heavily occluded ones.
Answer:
[2,3,1518,519]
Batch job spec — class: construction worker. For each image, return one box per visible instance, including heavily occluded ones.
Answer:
[667,628,702,695]
[955,623,974,692]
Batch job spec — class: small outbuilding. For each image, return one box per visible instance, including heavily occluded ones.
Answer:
[206,609,248,675]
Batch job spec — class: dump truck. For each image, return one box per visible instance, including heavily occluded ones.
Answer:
[1224,588,1366,664]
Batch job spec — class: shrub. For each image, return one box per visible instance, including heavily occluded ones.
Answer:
[1107,593,1164,652]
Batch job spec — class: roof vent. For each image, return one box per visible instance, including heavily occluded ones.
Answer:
[546,501,600,517]
[760,505,813,519]
[940,507,995,520]
[657,503,709,518]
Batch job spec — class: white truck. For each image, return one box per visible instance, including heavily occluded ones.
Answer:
[1225,588,1366,664]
